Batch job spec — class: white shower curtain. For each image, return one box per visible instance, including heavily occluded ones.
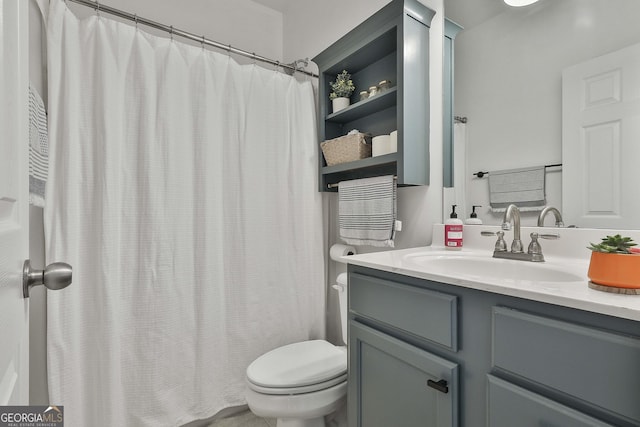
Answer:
[44,1,325,426]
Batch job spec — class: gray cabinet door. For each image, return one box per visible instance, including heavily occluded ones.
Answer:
[488,375,615,427]
[492,306,640,424]
[350,272,458,350]
[348,320,459,427]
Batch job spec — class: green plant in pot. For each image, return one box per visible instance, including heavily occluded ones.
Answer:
[587,234,640,289]
[329,70,355,113]
[588,234,638,253]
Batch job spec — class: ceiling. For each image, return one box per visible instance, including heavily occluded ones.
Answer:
[252,0,288,13]
[251,0,509,30]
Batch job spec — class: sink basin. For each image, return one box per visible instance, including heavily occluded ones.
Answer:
[403,251,584,283]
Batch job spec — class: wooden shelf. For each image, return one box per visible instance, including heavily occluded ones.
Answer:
[322,153,398,191]
[322,153,398,175]
[326,88,397,124]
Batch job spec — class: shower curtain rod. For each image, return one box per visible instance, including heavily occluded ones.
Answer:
[65,0,319,78]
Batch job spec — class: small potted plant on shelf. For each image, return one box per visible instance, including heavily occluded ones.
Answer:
[329,70,355,113]
[587,234,640,289]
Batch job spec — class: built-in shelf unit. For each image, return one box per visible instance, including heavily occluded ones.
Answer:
[313,0,435,191]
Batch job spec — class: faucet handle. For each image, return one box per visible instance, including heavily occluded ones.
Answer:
[528,232,542,254]
[495,231,507,252]
[527,232,545,261]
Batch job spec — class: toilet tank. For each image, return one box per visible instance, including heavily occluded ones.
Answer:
[334,273,348,345]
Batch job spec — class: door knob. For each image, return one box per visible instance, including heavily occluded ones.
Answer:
[23,259,72,298]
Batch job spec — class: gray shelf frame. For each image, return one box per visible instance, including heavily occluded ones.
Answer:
[313,0,435,192]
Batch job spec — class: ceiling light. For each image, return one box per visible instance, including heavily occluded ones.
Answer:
[504,0,539,6]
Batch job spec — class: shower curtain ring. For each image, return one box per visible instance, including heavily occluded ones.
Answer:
[170,25,174,41]
[201,36,206,49]
[133,14,138,28]
[95,1,100,17]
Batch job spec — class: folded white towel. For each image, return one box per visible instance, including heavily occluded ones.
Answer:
[29,85,48,208]
[339,175,396,247]
[489,166,545,213]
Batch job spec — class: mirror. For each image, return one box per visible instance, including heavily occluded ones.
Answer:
[444,0,640,229]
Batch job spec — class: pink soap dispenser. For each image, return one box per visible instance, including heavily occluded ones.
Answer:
[445,205,463,250]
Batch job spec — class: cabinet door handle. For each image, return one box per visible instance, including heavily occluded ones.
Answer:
[427,379,449,394]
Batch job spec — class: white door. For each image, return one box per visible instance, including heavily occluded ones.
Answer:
[0,0,30,405]
[562,42,640,229]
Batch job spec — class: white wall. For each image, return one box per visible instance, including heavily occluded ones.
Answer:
[455,0,640,226]
[67,0,284,61]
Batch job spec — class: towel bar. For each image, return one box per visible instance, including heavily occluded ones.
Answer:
[473,164,562,178]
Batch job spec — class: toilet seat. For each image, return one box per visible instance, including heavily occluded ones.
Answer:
[246,340,347,395]
[247,372,347,395]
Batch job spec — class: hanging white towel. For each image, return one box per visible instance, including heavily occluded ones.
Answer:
[339,175,396,247]
[29,85,48,208]
[489,166,545,212]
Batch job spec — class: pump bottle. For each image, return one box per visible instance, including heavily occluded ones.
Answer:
[465,205,483,225]
[445,205,463,250]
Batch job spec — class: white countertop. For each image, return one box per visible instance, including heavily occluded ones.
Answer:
[344,225,640,322]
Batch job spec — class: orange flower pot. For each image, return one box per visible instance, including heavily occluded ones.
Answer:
[587,252,640,289]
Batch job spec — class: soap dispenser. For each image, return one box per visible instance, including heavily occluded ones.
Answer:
[445,205,463,250]
[465,205,483,225]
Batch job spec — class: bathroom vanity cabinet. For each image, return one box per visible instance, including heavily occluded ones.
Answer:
[347,265,640,427]
[312,0,435,191]
[348,272,459,426]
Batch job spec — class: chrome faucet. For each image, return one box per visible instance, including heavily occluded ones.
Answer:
[537,206,564,227]
[501,204,523,253]
[483,204,560,262]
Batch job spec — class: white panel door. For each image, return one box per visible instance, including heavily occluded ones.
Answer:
[0,0,30,405]
[562,42,640,229]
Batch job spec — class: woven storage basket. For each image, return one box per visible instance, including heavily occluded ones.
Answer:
[321,133,372,166]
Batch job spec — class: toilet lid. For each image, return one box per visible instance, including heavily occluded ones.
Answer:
[246,340,347,389]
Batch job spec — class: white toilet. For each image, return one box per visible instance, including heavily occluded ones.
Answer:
[245,273,349,427]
